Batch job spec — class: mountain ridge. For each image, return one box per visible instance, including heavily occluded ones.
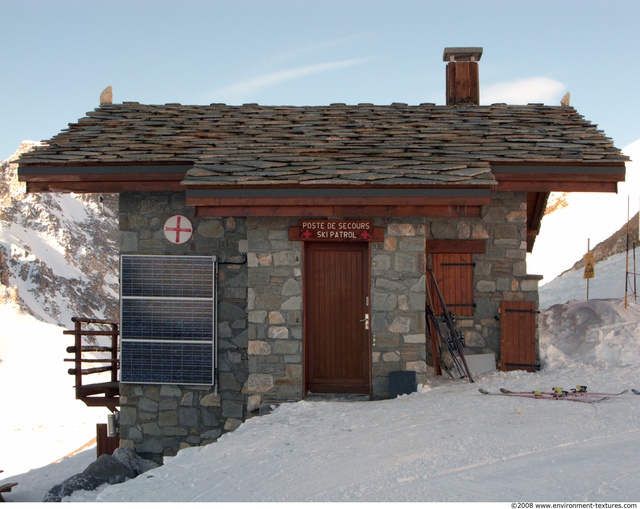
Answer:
[0,142,119,327]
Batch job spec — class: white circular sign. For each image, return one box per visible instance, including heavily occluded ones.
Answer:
[163,215,193,244]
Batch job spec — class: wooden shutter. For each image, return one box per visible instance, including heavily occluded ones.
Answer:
[430,252,475,316]
[499,301,539,372]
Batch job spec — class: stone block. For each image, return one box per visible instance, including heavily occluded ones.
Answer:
[120,231,139,252]
[247,394,261,413]
[200,393,222,407]
[389,316,411,333]
[273,251,300,266]
[268,326,289,339]
[388,223,416,236]
[249,310,267,323]
[222,399,245,419]
[372,253,392,270]
[159,385,182,397]
[141,422,162,435]
[248,340,271,355]
[136,438,165,455]
[281,295,302,310]
[476,280,496,292]
[521,279,539,292]
[159,399,178,411]
[373,291,397,311]
[394,253,418,273]
[268,311,285,324]
[404,333,425,344]
[245,373,274,393]
[382,351,401,362]
[178,407,199,427]
[282,278,301,296]
[138,398,159,414]
[158,411,178,427]
[201,407,220,426]
[384,237,397,251]
[273,339,299,355]
[119,407,137,426]
[398,237,425,252]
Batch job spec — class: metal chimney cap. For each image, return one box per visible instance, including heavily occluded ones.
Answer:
[443,47,483,62]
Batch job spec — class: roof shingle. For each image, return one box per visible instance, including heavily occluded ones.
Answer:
[17,102,628,188]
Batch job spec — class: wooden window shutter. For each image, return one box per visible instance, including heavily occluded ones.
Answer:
[430,252,475,316]
[499,301,539,372]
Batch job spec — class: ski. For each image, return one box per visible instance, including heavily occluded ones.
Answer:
[479,388,609,403]
[426,264,474,383]
[425,300,468,380]
[500,387,628,398]
[632,389,640,395]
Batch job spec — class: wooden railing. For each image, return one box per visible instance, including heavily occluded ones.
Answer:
[63,317,120,412]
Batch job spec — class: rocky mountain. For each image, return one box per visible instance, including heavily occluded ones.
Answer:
[0,142,119,327]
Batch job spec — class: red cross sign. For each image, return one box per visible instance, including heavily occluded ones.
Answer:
[164,215,193,244]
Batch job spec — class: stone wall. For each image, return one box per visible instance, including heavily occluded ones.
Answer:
[370,219,427,397]
[118,192,249,463]
[244,217,303,411]
[425,191,540,362]
[115,189,540,460]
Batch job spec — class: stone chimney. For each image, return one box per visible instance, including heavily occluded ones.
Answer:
[443,47,483,105]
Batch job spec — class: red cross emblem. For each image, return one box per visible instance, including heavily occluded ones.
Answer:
[164,215,193,244]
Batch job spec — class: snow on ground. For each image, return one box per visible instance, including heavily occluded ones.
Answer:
[0,305,107,485]
[2,251,640,503]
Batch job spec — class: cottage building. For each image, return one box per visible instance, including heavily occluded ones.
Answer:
[17,48,627,462]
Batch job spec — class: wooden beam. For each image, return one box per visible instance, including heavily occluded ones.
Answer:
[525,191,550,252]
[496,180,620,193]
[18,163,192,178]
[187,195,491,207]
[195,204,484,218]
[426,239,486,254]
[26,180,185,193]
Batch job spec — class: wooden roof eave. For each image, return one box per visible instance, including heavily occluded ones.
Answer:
[17,163,193,193]
[185,184,495,218]
[491,161,626,193]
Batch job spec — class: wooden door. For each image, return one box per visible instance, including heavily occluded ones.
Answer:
[304,242,370,394]
[499,301,539,372]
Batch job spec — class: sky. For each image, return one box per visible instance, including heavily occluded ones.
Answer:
[2,0,640,161]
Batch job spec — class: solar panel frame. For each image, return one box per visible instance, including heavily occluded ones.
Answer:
[120,255,217,386]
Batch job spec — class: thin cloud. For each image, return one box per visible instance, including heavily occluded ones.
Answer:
[482,77,566,105]
[211,58,373,103]
[270,34,370,64]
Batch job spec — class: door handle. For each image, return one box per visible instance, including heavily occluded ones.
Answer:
[360,313,369,330]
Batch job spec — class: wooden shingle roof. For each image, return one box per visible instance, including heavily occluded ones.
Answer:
[17,102,627,191]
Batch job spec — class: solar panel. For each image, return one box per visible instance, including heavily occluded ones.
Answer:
[120,255,217,385]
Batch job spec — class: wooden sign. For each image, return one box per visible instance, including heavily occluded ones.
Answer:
[289,220,383,242]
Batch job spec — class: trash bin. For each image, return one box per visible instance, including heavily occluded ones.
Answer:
[388,370,417,399]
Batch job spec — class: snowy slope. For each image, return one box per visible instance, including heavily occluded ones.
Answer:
[539,249,638,309]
